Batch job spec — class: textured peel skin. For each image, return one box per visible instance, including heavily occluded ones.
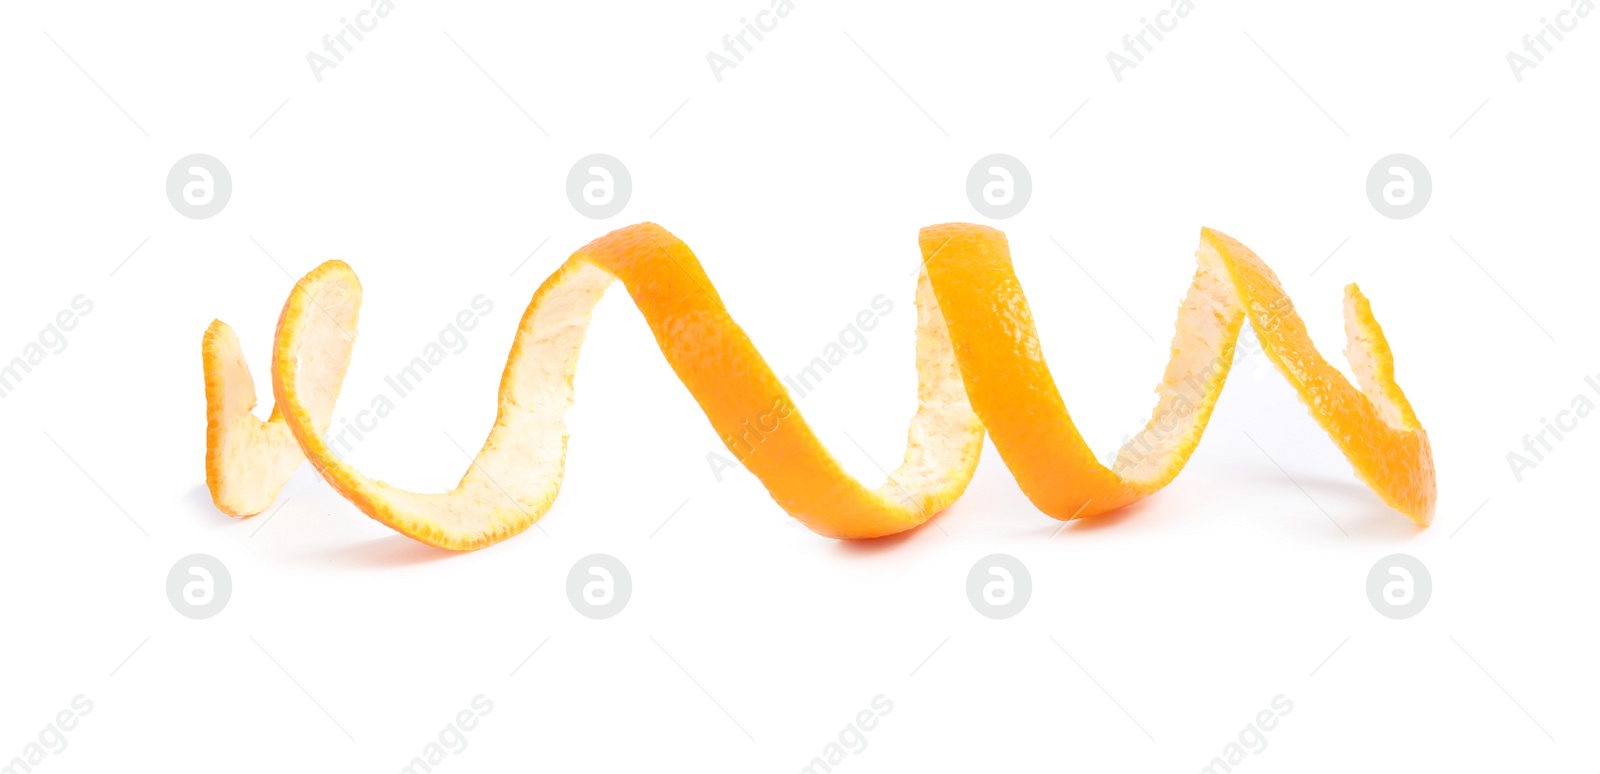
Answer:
[204,223,1434,549]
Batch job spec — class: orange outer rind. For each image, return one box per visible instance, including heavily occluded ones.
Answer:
[203,223,1434,549]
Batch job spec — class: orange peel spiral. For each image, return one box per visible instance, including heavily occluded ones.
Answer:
[203,223,1434,549]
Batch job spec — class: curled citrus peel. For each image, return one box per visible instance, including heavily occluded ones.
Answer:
[204,223,1433,549]
[203,261,361,516]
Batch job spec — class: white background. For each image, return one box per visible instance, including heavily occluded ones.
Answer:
[2,0,1597,771]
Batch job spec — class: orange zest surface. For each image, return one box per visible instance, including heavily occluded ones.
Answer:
[203,223,1435,549]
